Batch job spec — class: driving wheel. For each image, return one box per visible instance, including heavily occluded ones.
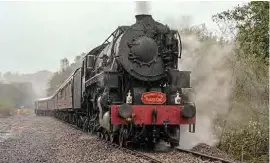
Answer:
[88,122,94,134]
[119,132,125,147]
[104,133,110,141]
[110,132,116,143]
[119,127,128,147]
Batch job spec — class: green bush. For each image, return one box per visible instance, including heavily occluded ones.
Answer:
[219,119,269,162]
[212,2,269,162]
[0,98,15,117]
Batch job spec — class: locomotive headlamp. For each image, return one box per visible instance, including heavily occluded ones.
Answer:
[118,103,133,119]
[126,117,132,122]
[181,103,196,118]
[174,91,181,104]
[126,90,132,104]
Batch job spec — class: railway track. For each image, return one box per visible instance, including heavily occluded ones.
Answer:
[56,118,162,163]
[109,142,162,163]
[175,148,235,163]
[55,117,235,163]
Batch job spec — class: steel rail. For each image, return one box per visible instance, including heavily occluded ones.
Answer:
[176,148,236,163]
[109,142,162,163]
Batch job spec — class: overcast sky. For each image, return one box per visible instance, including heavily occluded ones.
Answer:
[0,1,245,74]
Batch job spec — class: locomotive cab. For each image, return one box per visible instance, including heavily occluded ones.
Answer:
[87,55,95,71]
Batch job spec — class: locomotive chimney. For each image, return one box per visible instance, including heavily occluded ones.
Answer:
[135,14,154,24]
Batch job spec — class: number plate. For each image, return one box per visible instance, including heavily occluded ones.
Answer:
[141,91,166,104]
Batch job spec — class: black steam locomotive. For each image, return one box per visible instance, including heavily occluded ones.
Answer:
[35,14,196,148]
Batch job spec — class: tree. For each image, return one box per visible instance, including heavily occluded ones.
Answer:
[81,52,86,58]
[212,2,269,162]
[74,52,86,64]
[60,57,70,72]
[3,72,11,79]
[0,83,25,108]
[74,55,82,64]
[47,54,85,96]
[212,1,269,64]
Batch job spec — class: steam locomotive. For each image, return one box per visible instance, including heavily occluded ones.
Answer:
[35,14,196,148]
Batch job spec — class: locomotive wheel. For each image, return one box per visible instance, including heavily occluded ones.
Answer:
[110,133,116,143]
[76,117,80,128]
[98,133,102,139]
[146,140,156,150]
[119,133,125,147]
[119,127,128,147]
[78,121,82,128]
[101,132,104,139]
[97,132,104,139]
[104,133,110,141]
[88,123,94,134]
[82,118,88,132]
[97,132,101,138]
[170,142,179,148]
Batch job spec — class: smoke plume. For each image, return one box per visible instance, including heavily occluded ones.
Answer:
[178,33,235,149]
[135,1,151,15]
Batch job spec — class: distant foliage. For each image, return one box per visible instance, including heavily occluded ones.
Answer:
[0,98,15,117]
[0,83,25,108]
[212,1,269,63]
[0,83,28,116]
[0,98,14,109]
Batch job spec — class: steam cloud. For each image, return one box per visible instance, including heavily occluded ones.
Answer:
[178,33,235,149]
[135,1,151,15]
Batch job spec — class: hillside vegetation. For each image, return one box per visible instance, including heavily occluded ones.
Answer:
[212,2,269,162]
[0,70,53,98]
[181,2,269,162]
[0,83,32,116]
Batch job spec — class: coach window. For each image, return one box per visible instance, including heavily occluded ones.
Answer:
[68,82,70,97]
[63,86,65,100]
[66,84,69,98]
[69,83,71,97]
[58,92,61,100]
[66,84,69,99]
[62,88,65,100]
[64,86,67,100]
[60,89,63,100]
[62,89,64,100]
[66,83,69,98]
[69,82,72,97]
